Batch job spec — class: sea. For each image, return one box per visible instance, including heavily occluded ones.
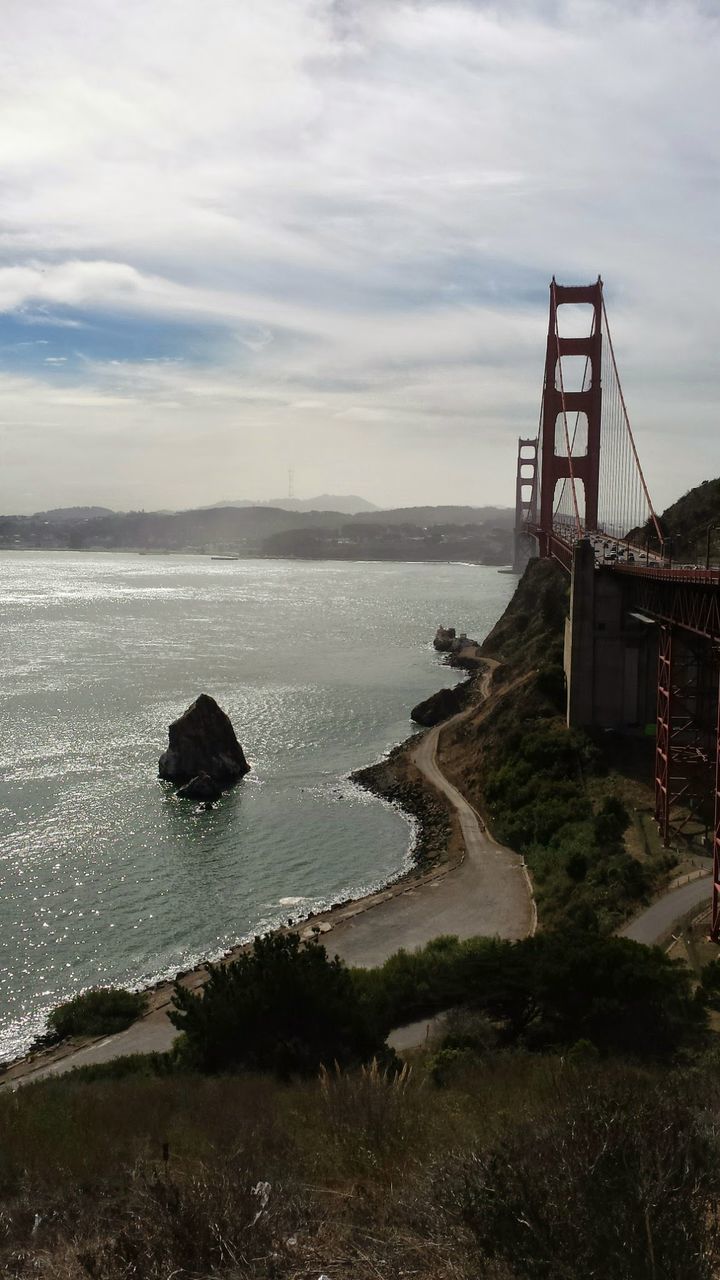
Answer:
[0,552,514,1062]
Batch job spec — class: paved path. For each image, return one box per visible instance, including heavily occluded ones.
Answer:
[619,874,711,945]
[14,1013,177,1082]
[329,706,533,968]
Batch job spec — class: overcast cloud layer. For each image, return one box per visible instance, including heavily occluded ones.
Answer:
[0,0,718,513]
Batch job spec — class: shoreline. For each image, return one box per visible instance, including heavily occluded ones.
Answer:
[0,546,513,570]
[2,648,539,1090]
[0,761,466,1086]
[0,661,476,1085]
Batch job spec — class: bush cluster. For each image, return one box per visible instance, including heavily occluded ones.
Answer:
[48,987,147,1040]
[354,930,705,1060]
[170,932,387,1076]
[437,1069,720,1279]
[481,707,652,930]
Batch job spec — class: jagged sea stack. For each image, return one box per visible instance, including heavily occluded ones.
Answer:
[411,684,468,727]
[433,625,457,653]
[159,694,250,799]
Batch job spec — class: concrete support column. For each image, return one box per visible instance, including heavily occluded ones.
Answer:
[565,538,596,727]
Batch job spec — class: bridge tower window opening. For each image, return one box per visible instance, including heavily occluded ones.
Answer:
[555,355,591,395]
[555,302,595,339]
[554,410,588,458]
[552,476,586,535]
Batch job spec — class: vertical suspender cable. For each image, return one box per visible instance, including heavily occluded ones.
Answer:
[601,295,663,547]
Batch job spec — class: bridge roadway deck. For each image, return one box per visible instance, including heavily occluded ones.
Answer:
[524,521,720,587]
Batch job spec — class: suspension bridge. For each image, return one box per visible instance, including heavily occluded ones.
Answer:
[513,278,720,938]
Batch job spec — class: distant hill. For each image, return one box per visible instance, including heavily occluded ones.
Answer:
[0,506,349,554]
[261,520,513,564]
[354,505,514,528]
[657,476,720,563]
[0,501,513,560]
[32,505,114,522]
[203,494,378,515]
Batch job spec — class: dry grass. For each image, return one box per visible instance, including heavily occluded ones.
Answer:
[2,1053,720,1279]
[0,1053,553,1278]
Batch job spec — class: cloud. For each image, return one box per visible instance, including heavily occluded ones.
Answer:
[0,0,718,512]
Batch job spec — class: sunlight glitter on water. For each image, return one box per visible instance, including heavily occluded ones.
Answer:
[0,552,514,1061]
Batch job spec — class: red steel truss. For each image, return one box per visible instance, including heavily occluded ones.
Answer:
[654,630,716,844]
[616,570,720,640]
[655,626,671,844]
[714,675,720,941]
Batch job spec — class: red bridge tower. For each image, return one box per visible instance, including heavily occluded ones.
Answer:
[538,279,603,547]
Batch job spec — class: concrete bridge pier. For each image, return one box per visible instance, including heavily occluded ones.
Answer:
[564,539,657,733]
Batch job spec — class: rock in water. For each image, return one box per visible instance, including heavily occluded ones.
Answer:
[176,772,224,802]
[433,625,456,652]
[159,694,250,792]
[411,684,468,727]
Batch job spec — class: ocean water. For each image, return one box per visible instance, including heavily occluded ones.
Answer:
[0,552,514,1061]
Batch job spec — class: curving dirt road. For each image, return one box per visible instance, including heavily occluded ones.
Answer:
[329,698,534,968]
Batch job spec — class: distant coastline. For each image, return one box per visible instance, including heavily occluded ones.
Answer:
[0,501,514,564]
[1,545,513,569]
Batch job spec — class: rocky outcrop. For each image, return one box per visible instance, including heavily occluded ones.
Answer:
[351,748,453,874]
[159,694,250,795]
[433,625,457,652]
[434,624,484,671]
[445,644,485,672]
[176,771,224,802]
[411,683,469,726]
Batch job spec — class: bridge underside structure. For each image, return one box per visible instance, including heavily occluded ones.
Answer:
[515,278,720,939]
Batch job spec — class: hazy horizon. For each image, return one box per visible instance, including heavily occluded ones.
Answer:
[5,493,517,518]
[1,1,719,515]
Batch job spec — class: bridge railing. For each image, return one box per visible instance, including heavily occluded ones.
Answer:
[612,563,720,586]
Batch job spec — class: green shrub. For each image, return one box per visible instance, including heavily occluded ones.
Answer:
[479,702,652,930]
[536,662,566,708]
[699,959,720,1011]
[593,795,630,846]
[170,932,387,1076]
[48,987,147,1039]
[356,932,705,1060]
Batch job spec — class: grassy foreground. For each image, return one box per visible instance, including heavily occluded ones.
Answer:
[2,925,719,1279]
[3,1047,720,1279]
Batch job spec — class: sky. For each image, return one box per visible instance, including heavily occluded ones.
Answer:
[0,0,718,515]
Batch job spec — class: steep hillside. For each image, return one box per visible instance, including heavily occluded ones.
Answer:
[658,475,720,562]
[354,504,513,527]
[480,557,568,674]
[438,558,673,931]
